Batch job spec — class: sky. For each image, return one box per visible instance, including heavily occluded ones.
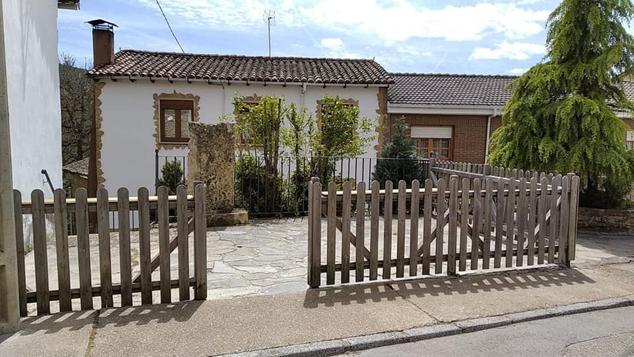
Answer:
[58,0,566,75]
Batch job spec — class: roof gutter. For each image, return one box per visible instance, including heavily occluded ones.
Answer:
[387,103,503,115]
[90,75,392,88]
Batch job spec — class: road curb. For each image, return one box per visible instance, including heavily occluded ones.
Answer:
[220,295,634,357]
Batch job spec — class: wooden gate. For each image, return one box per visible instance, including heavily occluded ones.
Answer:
[307,169,580,288]
[13,184,207,316]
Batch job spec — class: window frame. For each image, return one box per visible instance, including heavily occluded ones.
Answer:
[233,95,261,147]
[316,98,359,119]
[159,99,194,144]
[627,130,634,151]
[410,125,454,160]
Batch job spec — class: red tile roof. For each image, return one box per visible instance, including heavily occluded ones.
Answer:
[389,73,516,107]
[88,50,393,85]
[389,73,634,107]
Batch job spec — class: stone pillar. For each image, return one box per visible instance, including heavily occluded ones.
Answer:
[187,122,248,225]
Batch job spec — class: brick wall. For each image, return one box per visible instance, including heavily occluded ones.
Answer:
[381,115,633,164]
[388,113,496,164]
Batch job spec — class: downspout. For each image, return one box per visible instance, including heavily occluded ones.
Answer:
[221,83,226,114]
[484,108,499,163]
[301,83,307,108]
[87,79,98,198]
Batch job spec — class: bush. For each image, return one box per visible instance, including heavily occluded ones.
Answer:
[158,160,183,194]
[580,176,634,209]
[234,155,285,214]
[373,121,425,187]
[285,162,311,214]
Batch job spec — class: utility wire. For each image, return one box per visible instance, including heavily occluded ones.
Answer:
[155,0,185,53]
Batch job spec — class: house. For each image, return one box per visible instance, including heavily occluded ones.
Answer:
[386,73,634,163]
[63,157,89,193]
[2,0,78,195]
[0,0,79,333]
[86,21,391,193]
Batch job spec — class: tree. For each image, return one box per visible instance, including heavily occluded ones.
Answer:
[373,120,425,187]
[157,160,183,194]
[233,96,285,213]
[59,54,93,165]
[281,104,313,212]
[488,0,634,208]
[233,96,284,175]
[311,96,373,184]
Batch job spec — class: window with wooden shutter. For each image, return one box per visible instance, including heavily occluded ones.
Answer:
[410,126,453,160]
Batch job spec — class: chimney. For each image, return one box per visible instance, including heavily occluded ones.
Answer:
[87,19,118,67]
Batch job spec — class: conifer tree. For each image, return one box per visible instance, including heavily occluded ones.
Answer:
[373,121,424,187]
[489,0,634,207]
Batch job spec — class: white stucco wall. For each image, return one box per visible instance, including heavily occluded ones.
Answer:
[98,79,382,192]
[3,0,62,196]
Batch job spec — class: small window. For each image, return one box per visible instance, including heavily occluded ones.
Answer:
[317,98,358,118]
[410,126,453,160]
[627,130,634,150]
[160,100,193,143]
[234,96,260,146]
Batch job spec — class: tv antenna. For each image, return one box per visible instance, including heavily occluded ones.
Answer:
[263,10,275,57]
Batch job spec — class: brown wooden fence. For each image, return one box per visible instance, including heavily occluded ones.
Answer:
[13,184,207,316]
[307,170,580,288]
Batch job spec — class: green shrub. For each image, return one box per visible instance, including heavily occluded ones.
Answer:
[373,121,425,187]
[158,160,183,194]
[234,155,285,214]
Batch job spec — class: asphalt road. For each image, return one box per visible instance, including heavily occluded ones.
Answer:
[346,306,634,357]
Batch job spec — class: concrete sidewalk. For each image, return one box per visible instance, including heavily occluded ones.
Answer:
[2,260,634,357]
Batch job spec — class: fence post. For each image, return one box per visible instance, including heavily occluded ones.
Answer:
[428,158,435,179]
[566,174,580,266]
[308,178,321,288]
[483,164,491,176]
[194,182,208,300]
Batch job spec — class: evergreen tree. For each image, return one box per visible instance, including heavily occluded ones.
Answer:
[488,0,634,208]
[373,121,424,187]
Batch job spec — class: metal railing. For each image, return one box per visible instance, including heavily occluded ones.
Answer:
[154,150,431,217]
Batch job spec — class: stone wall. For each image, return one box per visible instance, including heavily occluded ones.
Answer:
[578,207,634,232]
[187,122,235,212]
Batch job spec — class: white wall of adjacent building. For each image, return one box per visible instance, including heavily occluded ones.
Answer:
[98,79,382,192]
[2,0,62,196]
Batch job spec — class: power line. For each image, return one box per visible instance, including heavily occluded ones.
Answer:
[155,0,185,53]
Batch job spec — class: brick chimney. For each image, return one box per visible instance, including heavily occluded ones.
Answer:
[87,19,117,67]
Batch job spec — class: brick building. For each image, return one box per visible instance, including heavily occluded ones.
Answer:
[386,73,634,164]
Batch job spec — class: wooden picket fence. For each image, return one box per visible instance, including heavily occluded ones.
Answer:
[307,169,580,287]
[13,184,208,316]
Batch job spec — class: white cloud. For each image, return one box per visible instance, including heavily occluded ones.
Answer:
[137,0,550,43]
[301,1,549,43]
[470,42,545,60]
[320,38,343,50]
[508,67,527,74]
[319,39,361,59]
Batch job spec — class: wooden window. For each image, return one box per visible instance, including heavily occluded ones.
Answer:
[234,96,260,146]
[316,98,359,139]
[627,130,634,151]
[410,126,453,160]
[159,99,194,143]
[317,98,358,118]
